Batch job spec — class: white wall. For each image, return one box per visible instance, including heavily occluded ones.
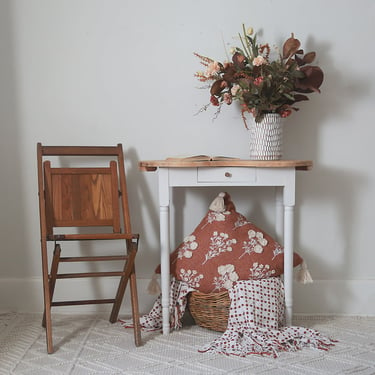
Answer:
[0,0,374,316]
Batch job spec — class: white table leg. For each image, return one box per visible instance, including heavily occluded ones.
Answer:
[284,205,294,326]
[275,187,284,243]
[158,168,170,335]
[160,205,170,334]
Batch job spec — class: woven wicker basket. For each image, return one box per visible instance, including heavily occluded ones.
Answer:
[187,290,230,332]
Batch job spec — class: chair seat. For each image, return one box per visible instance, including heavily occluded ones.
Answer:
[48,233,139,241]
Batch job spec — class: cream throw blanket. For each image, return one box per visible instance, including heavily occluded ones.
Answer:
[120,277,335,357]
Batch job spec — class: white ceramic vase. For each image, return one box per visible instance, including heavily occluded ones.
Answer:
[249,113,283,160]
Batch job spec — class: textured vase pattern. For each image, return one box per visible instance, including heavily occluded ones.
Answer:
[249,113,283,160]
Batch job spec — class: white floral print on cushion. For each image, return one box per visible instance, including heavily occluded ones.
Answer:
[249,262,276,279]
[177,235,198,259]
[239,229,268,258]
[155,192,304,293]
[178,268,204,289]
[212,264,239,291]
[202,231,237,264]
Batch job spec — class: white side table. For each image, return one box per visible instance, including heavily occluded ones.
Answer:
[139,159,312,334]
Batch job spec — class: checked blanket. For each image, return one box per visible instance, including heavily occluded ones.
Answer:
[121,277,335,357]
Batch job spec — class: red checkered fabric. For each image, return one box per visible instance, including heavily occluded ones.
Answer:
[121,277,335,357]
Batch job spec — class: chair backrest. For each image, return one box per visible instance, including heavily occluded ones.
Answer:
[37,143,132,238]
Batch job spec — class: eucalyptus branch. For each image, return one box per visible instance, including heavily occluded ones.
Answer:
[238,24,252,61]
[238,33,249,60]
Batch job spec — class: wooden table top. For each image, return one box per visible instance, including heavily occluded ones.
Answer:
[139,159,313,172]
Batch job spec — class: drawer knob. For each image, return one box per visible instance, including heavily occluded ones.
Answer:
[225,172,232,178]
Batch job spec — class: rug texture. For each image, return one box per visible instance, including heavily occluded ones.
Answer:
[0,312,375,374]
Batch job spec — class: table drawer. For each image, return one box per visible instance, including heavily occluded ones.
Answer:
[197,167,256,183]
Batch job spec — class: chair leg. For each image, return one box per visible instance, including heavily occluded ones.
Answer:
[129,268,142,347]
[40,240,54,354]
[109,245,135,322]
[110,275,130,324]
[109,240,141,346]
[42,244,61,328]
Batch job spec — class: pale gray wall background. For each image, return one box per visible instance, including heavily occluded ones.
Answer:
[0,0,374,315]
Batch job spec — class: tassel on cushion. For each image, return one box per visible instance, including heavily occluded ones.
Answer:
[296,260,313,284]
[209,192,226,212]
[147,273,161,295]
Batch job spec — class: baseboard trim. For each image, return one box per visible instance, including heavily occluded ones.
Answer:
[1,277,374,315]
[293,279,375,315]
[0,277,157,315]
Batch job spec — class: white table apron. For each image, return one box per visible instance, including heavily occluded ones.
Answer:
[140,161,311,335]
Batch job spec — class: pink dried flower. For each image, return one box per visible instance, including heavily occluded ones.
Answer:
[231,84,241,96]
[210,95,219,106]
[253,76,264,86]
[223,93,232,105]
[253,55,266,66]
[281,109,292,118]
[205,61,221,77]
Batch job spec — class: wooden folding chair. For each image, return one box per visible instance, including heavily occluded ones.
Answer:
[37,143,141,353]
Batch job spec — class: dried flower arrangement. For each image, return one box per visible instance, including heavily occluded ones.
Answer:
[195,25,324,126]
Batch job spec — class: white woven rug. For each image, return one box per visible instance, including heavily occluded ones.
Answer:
[1,312,374,374]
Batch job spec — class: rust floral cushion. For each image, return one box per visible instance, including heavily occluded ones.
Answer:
[156,192,303,293]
